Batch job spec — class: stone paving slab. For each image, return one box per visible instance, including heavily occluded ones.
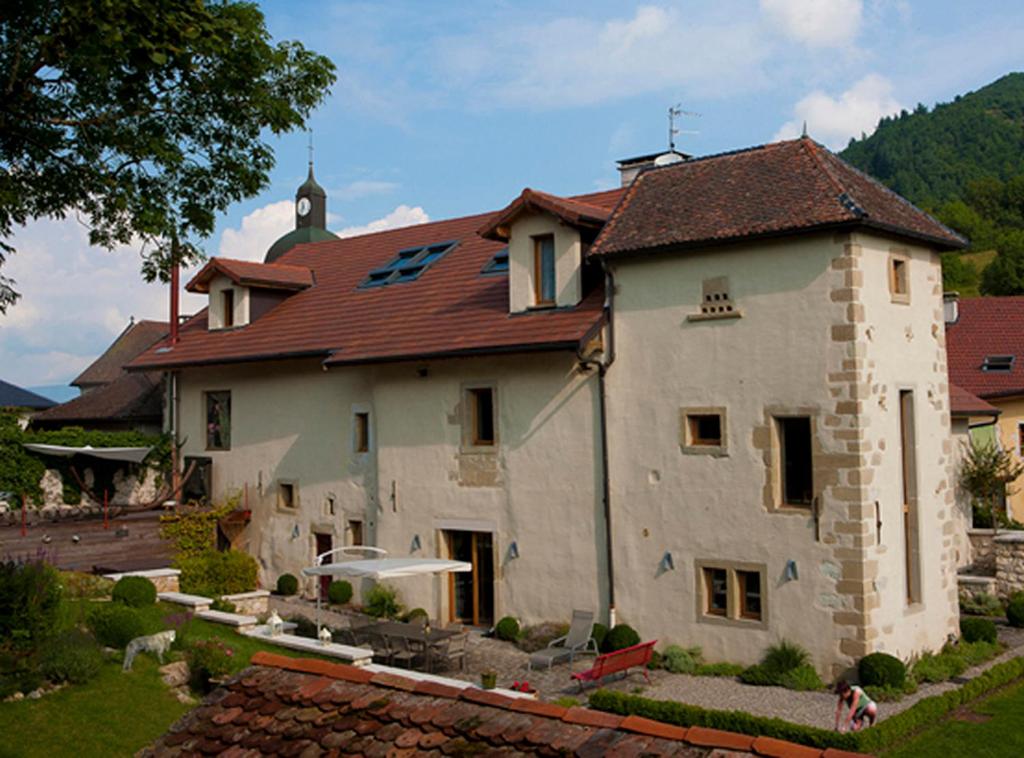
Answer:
[158,591,213,610]
[196,609,259,628]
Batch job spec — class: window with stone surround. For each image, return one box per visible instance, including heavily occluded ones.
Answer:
[464,385,497,449]
[777,416,813,507]
[354,411,370,454]
[889,253,910,304]
[277,480,298,510]
[680,407,727,455]
[696,561,766,626]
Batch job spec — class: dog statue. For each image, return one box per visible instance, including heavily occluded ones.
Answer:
[123,629,176,671]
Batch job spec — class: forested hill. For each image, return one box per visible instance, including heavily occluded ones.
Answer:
[840,73,1024,209]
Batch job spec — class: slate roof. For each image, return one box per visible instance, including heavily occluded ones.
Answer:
[0,379,56,410]
[591,137,966,258]
[947,296,1024,399]
[187,258,315,294]
[73,320,168,388]
[31,372,163,426]
[949,384,1000,417]
[142,652,866,757]
[131,189,624,371]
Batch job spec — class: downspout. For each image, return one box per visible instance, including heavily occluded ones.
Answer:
[577,264,617,626]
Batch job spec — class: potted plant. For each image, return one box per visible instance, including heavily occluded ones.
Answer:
[480,670,497,690]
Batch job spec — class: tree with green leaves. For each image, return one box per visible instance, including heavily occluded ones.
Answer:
[959,438,1024,528]
[0,0,336,312]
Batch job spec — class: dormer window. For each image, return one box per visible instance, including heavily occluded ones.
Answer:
[982,355,1015,372]
[222,289,235,328]
[533,234,555,306]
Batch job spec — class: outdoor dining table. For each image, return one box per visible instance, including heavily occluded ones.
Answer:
[351,620,462,671]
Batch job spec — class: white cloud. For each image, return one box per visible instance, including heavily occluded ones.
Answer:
[760,0,863,48]
[0,215,175,387]
[434,5,768,108]
[217,200,294,261]
[335,205,430,238]
[774,73,902,149]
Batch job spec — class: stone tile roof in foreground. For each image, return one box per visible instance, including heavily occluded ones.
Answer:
[141,651,868,757]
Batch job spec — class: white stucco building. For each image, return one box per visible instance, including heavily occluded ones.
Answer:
[132,138,968,676]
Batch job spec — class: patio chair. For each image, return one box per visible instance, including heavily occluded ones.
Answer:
[428,631,468,673]
[385,634,421,670]
[528,609,598,670]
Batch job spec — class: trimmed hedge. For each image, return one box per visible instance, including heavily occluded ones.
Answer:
[276,573,299,596]
[589,655,1024,754]
[1006,594,1024,628]
[86,604,150,648]
[112,576,157,607]
[495,616,520,641]
[960,616,997,644]
[178,550,258,597]
[859,652,906,688]
[328,580,353,605]
[603,624,640,652]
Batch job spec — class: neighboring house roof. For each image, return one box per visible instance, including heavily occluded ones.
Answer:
[30,372,163,425]
[0,379,56,410]
[947,296,1024,399]
[479,188,612,242]
[142,652,859,757]
[591,137,967,258]
[187,257,315,294]
[72,320,168,388]
[130,188,624,371]
[950,383,1000,418]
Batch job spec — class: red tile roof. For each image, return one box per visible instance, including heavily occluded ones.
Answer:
[947,296,1024,399]
[131,189,623,371]
[949,384,1000,417]
[73,320,168,388]
[186,258,314,294]
[141,652,866,757]
[479,188,613,242]
[30,372,163,426]
[591,137,966,258]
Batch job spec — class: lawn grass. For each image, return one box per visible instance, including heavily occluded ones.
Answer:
[885,679,1024,757]
[0,601,339,757]
[0,655,189,758]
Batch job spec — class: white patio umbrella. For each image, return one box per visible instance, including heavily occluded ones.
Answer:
[300,547,471,635]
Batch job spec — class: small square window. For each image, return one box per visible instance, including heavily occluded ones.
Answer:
[703,568,728,617]
[466,387,496,447]
[681,408,727,454]
[738,570,762,620]
[205,391,231,450]
[278,481,296,509]
[689,415,722,446]
[354,412,370,453]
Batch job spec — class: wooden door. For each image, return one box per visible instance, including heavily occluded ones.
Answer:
[315,532,332,600]
[445,530,494,627]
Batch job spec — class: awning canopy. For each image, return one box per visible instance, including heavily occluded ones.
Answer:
[301,558,471,580]
[22,443,153,464]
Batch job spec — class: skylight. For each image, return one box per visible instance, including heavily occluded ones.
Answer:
[359,241,457,288]
[982,355,1015,372]
[480,247,509,275]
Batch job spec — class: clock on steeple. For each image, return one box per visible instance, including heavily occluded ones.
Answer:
[263,154,339,263]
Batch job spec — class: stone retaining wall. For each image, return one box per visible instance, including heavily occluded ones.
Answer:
[968,529,997,574]
[995,532,1024,599]
[221,590,270,616]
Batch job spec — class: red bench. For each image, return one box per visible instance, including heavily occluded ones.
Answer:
[571,640,657,691]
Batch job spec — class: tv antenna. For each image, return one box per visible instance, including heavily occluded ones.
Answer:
[668,104,700,152]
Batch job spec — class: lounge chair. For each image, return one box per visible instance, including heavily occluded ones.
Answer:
[528,610,598,670]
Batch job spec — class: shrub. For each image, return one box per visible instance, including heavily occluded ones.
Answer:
[178,550,258,597]
[112,576,157,607]
[959,640,1001,667]
[516,621,569,653]
[328,580,353,605]
[960,616,998,644]
[186,639,234,693]
[864,681,917,702]
[495,616,520,641]
[858,652,906,688]
[276,573,299,596]
[647,650,664,670]
[695,662,745,677]
[60,571,114,600]
[662,645,702,675]
[39,631,103,684]
[210,598,236,613]
[738,663,777,686]
[913,649,968,684]
[553,696,580,708]
[603,624,640,652]
[960,592,1004,617]
[780,664,824,691]
[87,604,149,648]
[0,651,45,698]
[0,559,63,649]
[364,584,401,619]
[402,608,429,624]
[1006,594,1024,627]
[762,640,810,675]
[591,622,608,650]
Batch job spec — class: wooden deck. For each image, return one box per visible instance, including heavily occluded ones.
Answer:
[0,510,174,573]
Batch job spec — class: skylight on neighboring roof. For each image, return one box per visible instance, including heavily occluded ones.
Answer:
[480,247,509,275]
[359,241,457,289]
[982,355,1015,372]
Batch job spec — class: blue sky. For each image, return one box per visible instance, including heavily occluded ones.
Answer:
[3,0,1023,391]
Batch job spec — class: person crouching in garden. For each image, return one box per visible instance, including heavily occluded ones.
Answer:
[834,680,877,732]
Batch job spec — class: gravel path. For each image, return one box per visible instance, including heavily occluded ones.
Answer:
[266,598,1024,731]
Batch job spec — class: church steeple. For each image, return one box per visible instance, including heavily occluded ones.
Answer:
[295,159,327,230]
